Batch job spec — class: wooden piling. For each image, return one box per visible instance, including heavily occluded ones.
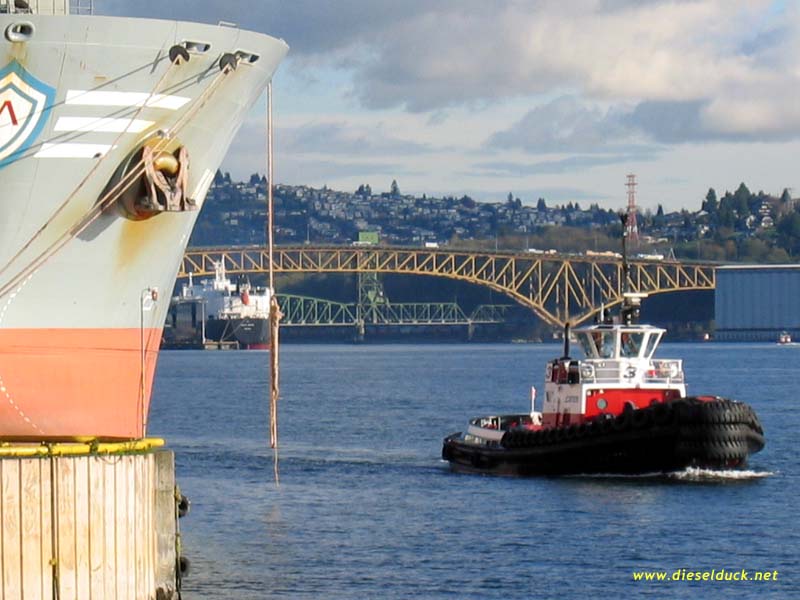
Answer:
[0,449,178,600]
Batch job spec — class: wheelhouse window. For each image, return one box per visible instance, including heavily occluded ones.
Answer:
[643,332,661,358]
[620,332,645,358]
[592,331,616,358]
[577,332,597,358]
[577,330,615,358]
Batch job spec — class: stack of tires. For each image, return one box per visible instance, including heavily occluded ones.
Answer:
[674,397,765,466]
[498,396,765,469]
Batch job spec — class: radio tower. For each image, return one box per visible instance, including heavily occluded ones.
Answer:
[625,174,639,246]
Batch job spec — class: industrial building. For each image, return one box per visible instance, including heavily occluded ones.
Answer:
[715,265,800,341]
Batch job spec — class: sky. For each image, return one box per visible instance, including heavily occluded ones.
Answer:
[97,0,800,212]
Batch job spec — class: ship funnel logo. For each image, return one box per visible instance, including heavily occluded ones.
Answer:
[0,61,55,169]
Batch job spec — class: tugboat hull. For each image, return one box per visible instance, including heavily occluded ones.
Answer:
[442,398,765,476]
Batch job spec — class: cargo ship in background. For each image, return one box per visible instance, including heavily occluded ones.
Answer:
[166,261,271,349]
[0,0,288,439]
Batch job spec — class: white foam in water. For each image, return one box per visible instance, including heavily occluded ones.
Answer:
[668,467,774,481]
[565,468,774,480]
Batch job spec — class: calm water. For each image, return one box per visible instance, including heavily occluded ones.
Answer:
[149,343,799,599]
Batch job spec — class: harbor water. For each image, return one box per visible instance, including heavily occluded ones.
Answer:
[149,343,799,599]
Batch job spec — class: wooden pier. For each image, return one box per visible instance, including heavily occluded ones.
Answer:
[0,446,180,600]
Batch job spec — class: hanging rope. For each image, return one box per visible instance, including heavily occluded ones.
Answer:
[266,81,281,486]
[269,295,282,484]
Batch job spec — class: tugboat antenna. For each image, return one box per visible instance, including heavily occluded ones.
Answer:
[618,212,641,325]
[619,212,631,295]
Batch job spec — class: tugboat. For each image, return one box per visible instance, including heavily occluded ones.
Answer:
[442,218,765,476]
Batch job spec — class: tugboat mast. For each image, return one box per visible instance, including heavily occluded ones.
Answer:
[619,213,641,326]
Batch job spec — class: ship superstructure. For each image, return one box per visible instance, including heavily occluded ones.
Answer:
[0,0,288,438]
[177,262,272,349]
[541,295,685,428]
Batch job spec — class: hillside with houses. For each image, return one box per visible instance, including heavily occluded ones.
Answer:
[189,172,797,263]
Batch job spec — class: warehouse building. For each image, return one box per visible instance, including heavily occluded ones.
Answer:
[715,265,800,341]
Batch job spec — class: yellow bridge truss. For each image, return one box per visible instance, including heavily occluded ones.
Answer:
[180,246,717,327]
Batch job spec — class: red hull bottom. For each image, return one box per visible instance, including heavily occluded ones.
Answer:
[0,328,161,440]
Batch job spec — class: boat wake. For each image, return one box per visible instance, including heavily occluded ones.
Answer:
[667,467,774,481]
[563,467,774,481]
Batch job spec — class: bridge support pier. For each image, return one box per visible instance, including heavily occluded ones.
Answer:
[355,319,365,342]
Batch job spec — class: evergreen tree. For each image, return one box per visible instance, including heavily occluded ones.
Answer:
[777,212,800,256]
[733,182,751,215]
[537,198,547,211]
[654,204,665,228]
[703,188,718,213]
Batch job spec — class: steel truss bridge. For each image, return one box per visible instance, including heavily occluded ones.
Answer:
[277,295,512,328]
[180,246,718,327]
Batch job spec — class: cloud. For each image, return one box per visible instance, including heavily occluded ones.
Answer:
[486,96,647,153]
[473,152,658,177]
[340,0,796,111]
[279,121,432,156]
[489,88,800,153]
[623,101,709,144]
[274,157,417,185]
[219,109,434,180]
[221,116,426,183]
[627,94,800,143]
[96,0,800,142]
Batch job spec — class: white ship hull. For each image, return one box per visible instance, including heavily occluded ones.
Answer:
[0,13,287,438]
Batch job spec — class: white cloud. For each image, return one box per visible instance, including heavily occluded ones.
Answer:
[486,96,644,153]
[279,121,432,157]
[98,0,800,141]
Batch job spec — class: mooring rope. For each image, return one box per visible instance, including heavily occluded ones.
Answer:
[267,81,281,486]
[269,295,282,484]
